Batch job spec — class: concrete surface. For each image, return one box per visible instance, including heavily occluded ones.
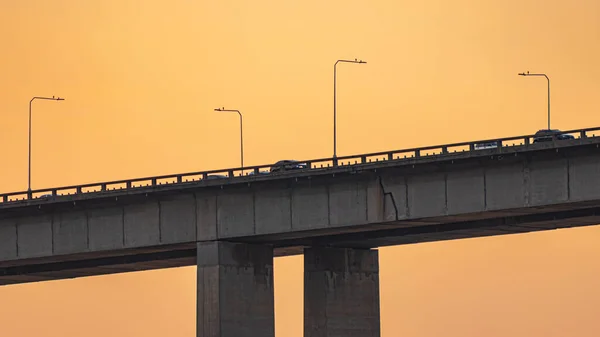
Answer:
[304,247,380,337]
[197,241,274,337]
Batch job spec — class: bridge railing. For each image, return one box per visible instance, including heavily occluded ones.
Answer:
[2,126,600,204]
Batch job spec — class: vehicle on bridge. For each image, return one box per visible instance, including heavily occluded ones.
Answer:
[269,160,308,173]
[474,141,498,150]
[533,129,575,143]
[206,174,228,180]
[248,170,270,176]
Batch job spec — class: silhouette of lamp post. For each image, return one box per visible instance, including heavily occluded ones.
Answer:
[333,58,367,165]
[28,96,65,196]
[518,71,551,130]
[214,107,244,169]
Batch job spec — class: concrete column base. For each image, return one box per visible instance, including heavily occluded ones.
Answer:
[304,247,381,337]
[197,241,274,337]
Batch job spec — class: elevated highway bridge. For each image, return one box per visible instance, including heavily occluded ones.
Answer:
[2,126,600,337]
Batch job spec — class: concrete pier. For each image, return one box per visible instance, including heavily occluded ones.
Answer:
[304,247,381,337]
[197,241,274,337]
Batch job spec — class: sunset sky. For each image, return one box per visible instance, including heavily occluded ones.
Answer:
[1,1,600,336]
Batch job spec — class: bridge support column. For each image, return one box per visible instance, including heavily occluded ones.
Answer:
[304,247,381,337]
[196,241,274,337]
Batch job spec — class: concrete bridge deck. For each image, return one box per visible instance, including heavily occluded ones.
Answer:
[2,129,600,283]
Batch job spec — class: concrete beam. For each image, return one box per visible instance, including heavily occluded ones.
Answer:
[304,247,380,337]
[197,241,274,337]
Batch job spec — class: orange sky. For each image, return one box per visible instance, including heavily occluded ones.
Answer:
[1,1,600,336]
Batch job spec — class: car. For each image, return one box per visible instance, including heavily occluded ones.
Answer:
[269,160,308,173]
[532,129,575,143]
[206,174,228,180]
[248,171,270,176]
[474,141,498,150]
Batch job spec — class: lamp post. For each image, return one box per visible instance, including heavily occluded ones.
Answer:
[28,96,65,195]
[518,71,550,130]
[334,58,366,165]
[214,107,244,169]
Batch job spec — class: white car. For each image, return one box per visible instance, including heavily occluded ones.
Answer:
[474,141,498,150]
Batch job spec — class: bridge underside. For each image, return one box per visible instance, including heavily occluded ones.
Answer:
[1,201,599,286]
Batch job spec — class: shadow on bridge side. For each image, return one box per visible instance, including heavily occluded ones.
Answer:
[2,204,599,286]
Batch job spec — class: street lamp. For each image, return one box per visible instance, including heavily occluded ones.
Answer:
[28,96,65,195]
[518,71,551,130]
[334,58,367,165]
[214,107,244,169]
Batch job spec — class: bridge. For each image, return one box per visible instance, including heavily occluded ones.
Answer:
[2,126,600,337]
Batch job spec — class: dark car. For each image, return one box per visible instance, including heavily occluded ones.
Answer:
[270,160,308,173]
[533,129,575,143]
[206,174,228,180]
[248,171,270,176]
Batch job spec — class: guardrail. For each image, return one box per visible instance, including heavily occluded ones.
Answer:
[2,127,600,204]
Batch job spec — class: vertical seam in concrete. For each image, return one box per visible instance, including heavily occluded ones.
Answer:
[327,182,331,226]
[158,200,163,243]
[217,264,222,337]
[15,219,19,258]
[252,189,257,234]
[121,206,126,247]
[86,209,90,251]
[193,193,198,241]
[523,159,530,206]
[51,213,55,255]
[213,195,218,239]
[215,194,220,238]
[444,173,448,215]
[405,176,410,218]
[378,175,399,221]
[289,185,294,230]
[364,179,369,222]
[483,166,488,210]
[566,156,571,201]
